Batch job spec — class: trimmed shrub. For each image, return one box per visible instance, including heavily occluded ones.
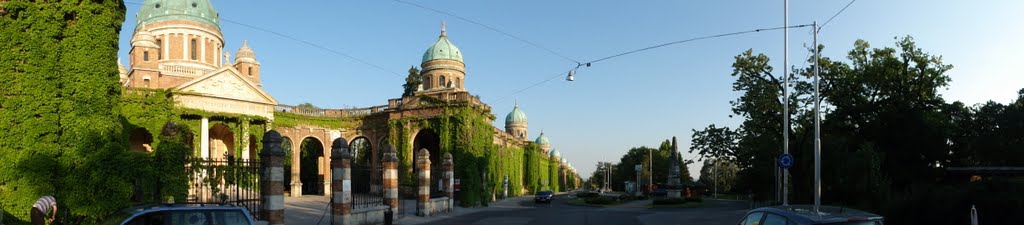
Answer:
[576,192,600,198]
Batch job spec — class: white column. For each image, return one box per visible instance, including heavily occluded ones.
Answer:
[200,37,206,63]
[182,34,188,60]
[201,117,210,159]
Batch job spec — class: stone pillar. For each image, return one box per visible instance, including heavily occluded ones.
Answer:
[330,138,351,225]
[381,145,399,221]
[201,117,209,158]
[291,142,302,196]
[416,149,431,217]
[441,153,454,212]
[259,130,285,225]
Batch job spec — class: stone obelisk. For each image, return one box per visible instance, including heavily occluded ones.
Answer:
[666,136,683,198]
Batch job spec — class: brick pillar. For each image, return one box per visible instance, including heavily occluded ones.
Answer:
[381,145,399,220]
[260,130,285,225]
[416,149,431,217]
[330,138,352,225]
[441,153,454,212]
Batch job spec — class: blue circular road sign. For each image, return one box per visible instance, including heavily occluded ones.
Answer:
[778,153,794,169]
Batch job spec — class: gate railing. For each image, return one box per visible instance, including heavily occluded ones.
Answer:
[351,163,385,209]
[184,158,262,220]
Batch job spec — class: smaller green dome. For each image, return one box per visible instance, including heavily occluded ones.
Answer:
[535,132,550,145]
[561,158,567,164]
[505,104,527,124]
[550,148,560,158]
[422,23,463,63]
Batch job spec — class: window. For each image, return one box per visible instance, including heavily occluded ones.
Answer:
[424,77,431,89]
[248,67,252,76]
[124,211,165,225]
[762,213,789,225]
[740,212,764,225]
[143,51,149,61]
[190,39,197,60]
[143,78,150,88]
[156,40,162,60]
[456,78,461,89]
[439,76,446,88]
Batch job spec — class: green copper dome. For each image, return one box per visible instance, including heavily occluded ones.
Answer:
[422,23,463,63]
[535,132,550,145]
[136,0,220,29]
[550,148,560,158]
[505,104,527,124]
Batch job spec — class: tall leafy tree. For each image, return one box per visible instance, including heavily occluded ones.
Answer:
[0,0,134,223]
[402,66,421,97]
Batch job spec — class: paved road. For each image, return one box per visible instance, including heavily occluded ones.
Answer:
[415,193,749,225]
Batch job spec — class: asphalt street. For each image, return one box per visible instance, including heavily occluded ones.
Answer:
[415,193,750,225]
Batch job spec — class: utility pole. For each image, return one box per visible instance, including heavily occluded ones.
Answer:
[813,20,822,213]
[782,0,791,207]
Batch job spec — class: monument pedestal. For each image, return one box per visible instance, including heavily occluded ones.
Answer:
[667,189,682,198]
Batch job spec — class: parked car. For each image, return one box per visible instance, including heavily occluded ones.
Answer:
[738,205,883,225]
[99,205,256,225]
[535,190,554,204]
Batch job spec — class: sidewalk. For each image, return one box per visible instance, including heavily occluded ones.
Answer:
[395,196,530,225]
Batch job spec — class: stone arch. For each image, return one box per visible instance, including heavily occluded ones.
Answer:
[247,135,258,160]
[413,129,440,163]
[128,128,154,152]
[299,136,325,196]
[209,123,235,159]
[350,136,372,165]
[280,136,294,196]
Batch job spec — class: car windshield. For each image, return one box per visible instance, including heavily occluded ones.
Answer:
[536,191,552,196]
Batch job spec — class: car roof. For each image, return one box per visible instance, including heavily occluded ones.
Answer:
[749,205,883,224]
[122,204,250,216]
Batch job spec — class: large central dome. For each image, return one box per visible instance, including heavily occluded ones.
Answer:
[136,0,220,29]
[422,23,463,63]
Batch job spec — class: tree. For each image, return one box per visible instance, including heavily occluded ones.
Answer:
[698,158,739,194]
[402,66,421,97]
[296,102,319,109]
[0,1,132,223]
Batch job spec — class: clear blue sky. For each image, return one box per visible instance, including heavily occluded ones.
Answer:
[118,0,1024,179]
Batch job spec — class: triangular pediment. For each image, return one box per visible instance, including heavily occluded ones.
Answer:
[174,67,278,105]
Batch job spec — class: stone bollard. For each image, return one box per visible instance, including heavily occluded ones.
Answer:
[331,138,352,225]
[416,149,431,217]
[381,144,399,221]
[441,153,454,212]
[260,130,286,225]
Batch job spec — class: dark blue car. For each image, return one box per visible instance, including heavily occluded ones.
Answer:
[738,205,884,225]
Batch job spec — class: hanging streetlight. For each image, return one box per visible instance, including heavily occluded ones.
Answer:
[566,63,591,81]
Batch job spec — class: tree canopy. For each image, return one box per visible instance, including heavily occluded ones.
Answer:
[690,36,1024,223]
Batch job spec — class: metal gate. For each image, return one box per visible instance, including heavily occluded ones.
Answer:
[351,162,385,209]
[185,157,262,220]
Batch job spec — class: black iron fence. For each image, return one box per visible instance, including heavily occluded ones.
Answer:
[351,163,385,209]
[430,167,446,198]
[184,157,262,220]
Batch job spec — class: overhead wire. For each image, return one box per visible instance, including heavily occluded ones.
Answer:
[123,1,404,78]
[391,0,582,64]
[492,24,813,103]
[819,0,857,32]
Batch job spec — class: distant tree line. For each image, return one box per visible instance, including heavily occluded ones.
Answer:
[587,139,693,192]
[689,36,1024,224]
